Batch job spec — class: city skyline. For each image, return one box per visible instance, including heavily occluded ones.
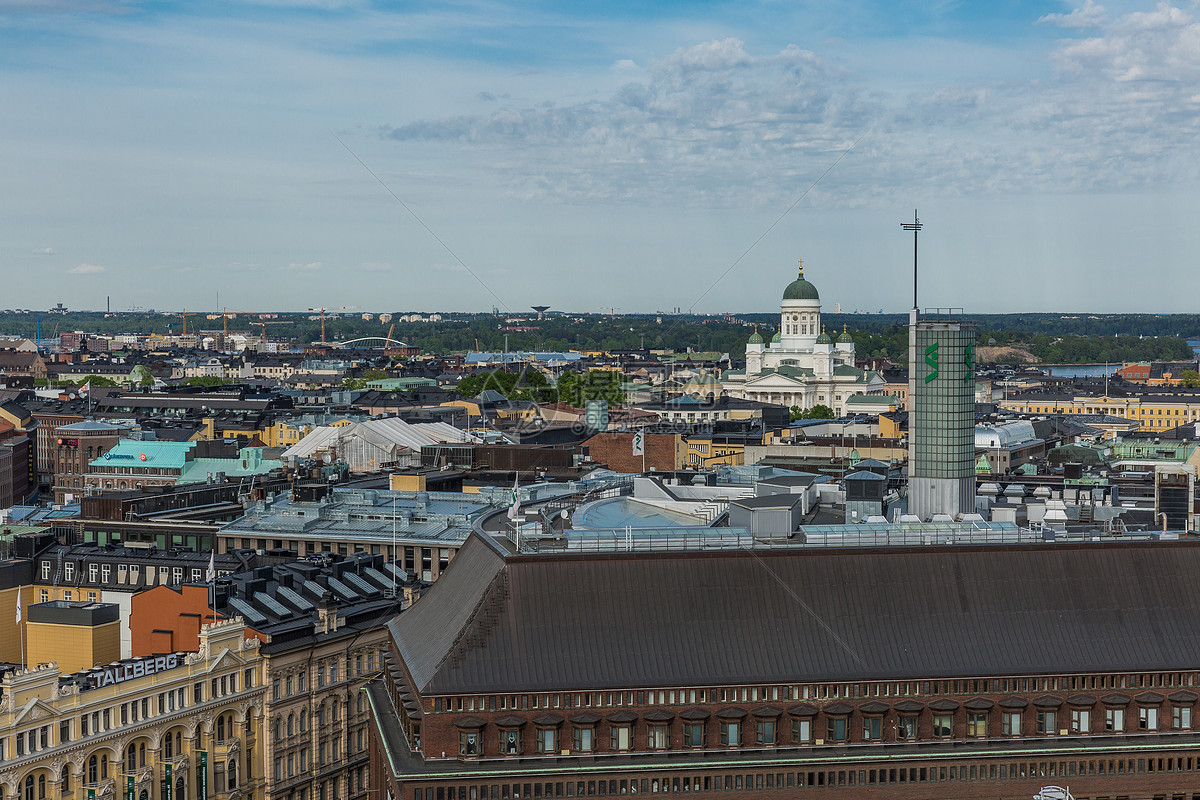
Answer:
[5,1,1200,314]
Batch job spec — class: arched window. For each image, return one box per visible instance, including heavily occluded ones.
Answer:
[286,715,294,737]
[300,710,307,732]
[38,774,45,800]
[316,705,325,728]
[128,744,137,769]
[227,760,237,790]
[139,743,146,767]
[273,718,281,742]
[164,732,174,759]
[88,756,98,784]
[216,715,226,742]
[24,775,34,800]
[61,766,71,792]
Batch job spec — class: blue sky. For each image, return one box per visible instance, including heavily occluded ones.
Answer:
[4,0,1200,315]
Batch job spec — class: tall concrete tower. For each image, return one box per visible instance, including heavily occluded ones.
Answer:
[908,310,977,519]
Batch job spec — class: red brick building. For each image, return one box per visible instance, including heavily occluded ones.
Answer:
[367,534,1200,800]
[583,431,682,472]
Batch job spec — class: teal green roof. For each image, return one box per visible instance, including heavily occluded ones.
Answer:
[89,440,195,470]
[838,328,854,344]
[782,272,820,301]
[815,330,833,345]
[178,448,283,484]
[748,330,763,344]
[770,332,781,343]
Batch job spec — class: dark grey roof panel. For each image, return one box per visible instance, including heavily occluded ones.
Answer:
[388,534,506,693]
[392,536,1200,695]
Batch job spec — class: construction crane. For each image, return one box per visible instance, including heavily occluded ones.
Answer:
[307,307,355,344]
[179,310,196,336]
[602,307,620,318]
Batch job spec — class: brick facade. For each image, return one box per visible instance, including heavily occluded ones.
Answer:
[583,432,681,473]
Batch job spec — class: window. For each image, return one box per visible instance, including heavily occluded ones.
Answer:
[1105,707,1124,732]
[458,731,478,756]
[826,717,848,743]
[897,715,917,740]
[1173,705,1191,729]
[1003,712,1022,735]
[573,727,594,752]
[39,590,47,603]
[272,679,280,700]
[1036,710,1057,735]
[40,561,50,580]
[647,724,668,749]
[611,725,631,751]
[1070,709,1090,734]
[719,721,740,746]
[683,723,704,747]
[500,730,521,755]
[932,714,953,738]
[1140,706,1158,730]
[88,564,98,581]
[967,713,988,737]
[861,717,882,741]
[535,728,556,754]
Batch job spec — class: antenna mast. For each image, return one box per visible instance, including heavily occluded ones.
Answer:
[901,210,922,311]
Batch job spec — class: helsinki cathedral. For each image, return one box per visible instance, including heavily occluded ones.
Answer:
[720,261,888,414]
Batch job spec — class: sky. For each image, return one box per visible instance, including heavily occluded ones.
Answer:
[4,0,1200,315]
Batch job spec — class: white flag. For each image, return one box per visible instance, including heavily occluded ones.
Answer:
[15,591,21,624]
[79,381,90,397]
[632,431,645,456]
[205,550,216,583]
[506,477,520,521]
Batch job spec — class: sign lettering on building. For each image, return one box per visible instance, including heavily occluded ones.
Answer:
[198,752,208,800]
[924,342,939,383]
[90,654,180,689]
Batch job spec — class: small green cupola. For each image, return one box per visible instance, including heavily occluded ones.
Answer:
[815,325,832,345]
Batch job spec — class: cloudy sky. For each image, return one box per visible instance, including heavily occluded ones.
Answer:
[4,0,1200,314]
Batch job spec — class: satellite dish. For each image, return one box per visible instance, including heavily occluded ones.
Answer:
[322,453,332,464]
[560,509,569,520]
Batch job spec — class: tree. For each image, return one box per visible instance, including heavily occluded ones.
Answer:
[555,371,624,407]
[1179,370,1200,388]
[800,404,835,420]
[130,365,154,387]
[183,376,227,387]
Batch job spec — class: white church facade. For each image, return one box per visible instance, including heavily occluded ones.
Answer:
[720,261,888,415]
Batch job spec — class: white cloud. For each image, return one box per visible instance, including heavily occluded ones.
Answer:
[1038,0,1107,29]
[32,247,54,255]
[383,39,874,207]
[285,261,322,271]
[68,263,106,274]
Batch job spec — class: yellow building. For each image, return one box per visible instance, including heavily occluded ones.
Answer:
[26,601,121,674]
[682,435,746,467]
[1002,392,1200,432]
[0,618,264,800]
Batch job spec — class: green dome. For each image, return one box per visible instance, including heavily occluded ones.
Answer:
[838,328,854,344]
[770,331,781,343]
[815,327,832,345]
[748,330,763,344]
[782,269,820,301]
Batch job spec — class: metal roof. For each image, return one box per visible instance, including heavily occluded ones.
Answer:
[391,533,1200,695]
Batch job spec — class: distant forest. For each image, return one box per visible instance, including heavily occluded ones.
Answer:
[3,311,1197,366]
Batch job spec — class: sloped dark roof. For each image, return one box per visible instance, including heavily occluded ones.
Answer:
[389,534,1200,695]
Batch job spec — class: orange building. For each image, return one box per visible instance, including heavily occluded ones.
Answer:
[129,583,256,657]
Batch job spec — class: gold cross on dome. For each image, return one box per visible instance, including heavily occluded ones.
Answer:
[797,258,804,276]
